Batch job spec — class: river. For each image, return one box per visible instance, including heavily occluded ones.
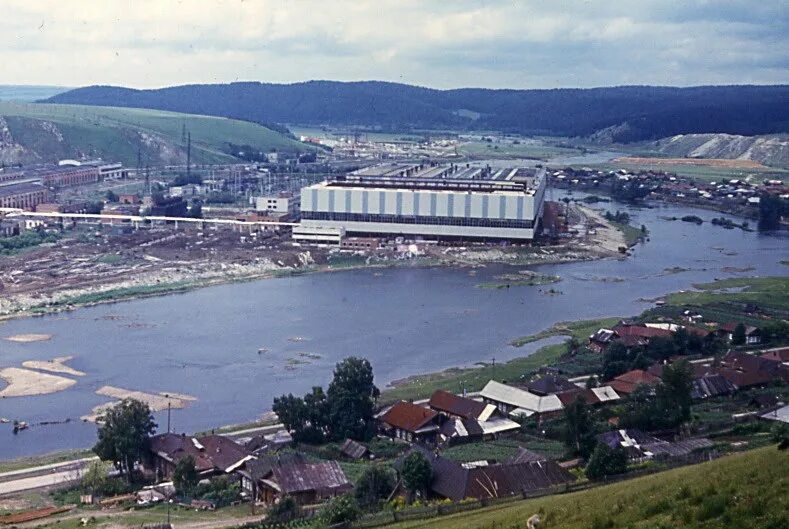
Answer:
[0,196,786,459]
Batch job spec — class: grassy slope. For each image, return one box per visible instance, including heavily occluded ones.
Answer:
[0,101,307,165]
[389,446,789,529]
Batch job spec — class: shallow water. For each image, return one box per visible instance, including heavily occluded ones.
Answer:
[0,196,786,458]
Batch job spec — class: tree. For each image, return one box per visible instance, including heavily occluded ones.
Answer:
[658,360,693,424]
[327,357,380,441]
[93,399,157,482]
[602,342,631,381]
[620,384,659,430]
[105,190,118,202]
[189,199,203,219]
[320,494,360,525]
[173,455,199,495]
[562,398,596,458]
[81,460,111,495]
[401,451,432,499]
[732,323,747,346]
[355,465,397,508]
[585,443,627,480]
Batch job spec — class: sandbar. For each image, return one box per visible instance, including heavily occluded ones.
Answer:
[21,356,86,377]
[82,385,196,422]
[0,367,76,397]
[4,334,53,343]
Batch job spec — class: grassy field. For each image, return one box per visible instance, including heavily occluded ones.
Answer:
[569,159,789,183]
[664,277,789,311]
[381,317,620,403]
[0,101,308,165]
[387,446,789,529]
[459,139,582,160]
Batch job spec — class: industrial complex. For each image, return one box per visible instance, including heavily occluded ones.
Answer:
[295,163,546,242]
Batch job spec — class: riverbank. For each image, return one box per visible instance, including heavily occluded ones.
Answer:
[0,220,618,322]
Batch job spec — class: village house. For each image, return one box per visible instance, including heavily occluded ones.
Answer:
[146,433,254,480]
[597,429,713,462]
[428,390,520,444]
[241,455,352,505]
[608,369,661,395]
[588,322,674,353]
[716,322,762,345]
[716,350,789,388]
[479,380,564,420]
[378,401,441,444]
[404,448,575,502]
[761,347,789,365]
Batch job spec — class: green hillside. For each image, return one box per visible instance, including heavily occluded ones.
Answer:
[0,101,308,166]
[389,446,788,529]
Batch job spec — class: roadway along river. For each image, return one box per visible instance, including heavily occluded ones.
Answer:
[0,196,786,458]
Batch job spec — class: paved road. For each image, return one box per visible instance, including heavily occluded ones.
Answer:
[0,468,83,495]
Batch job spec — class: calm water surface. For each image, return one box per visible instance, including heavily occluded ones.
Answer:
[0,197,786,458]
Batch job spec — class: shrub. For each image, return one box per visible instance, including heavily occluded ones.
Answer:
[320,494,360,525]
[267,496,298,523]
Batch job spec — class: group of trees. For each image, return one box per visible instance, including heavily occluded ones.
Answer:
[619,361,694,431]
[273,357,380,443]
[562,360,694,478]
[758,194,789,231]
[611,180,652,203]
[602,328,723,382]
[604,210,631,224]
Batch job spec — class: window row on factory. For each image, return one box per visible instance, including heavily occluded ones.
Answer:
[301,211,535,229]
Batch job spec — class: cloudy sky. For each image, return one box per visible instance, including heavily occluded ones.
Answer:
[1,0,787,89]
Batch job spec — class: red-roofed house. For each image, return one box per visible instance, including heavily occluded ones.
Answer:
[609,369,661,395]
[378,401,440,444]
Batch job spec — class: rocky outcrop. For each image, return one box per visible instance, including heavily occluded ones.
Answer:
[647,133,789,167]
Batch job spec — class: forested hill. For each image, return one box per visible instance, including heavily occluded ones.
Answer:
[44,82,789,142]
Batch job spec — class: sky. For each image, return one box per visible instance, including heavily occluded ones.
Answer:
[1,0,787,90]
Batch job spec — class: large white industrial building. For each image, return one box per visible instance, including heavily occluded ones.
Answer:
[294,163,546,242]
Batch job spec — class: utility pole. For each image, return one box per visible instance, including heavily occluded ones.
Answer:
[166,395,171,433]
[186,132,192,181]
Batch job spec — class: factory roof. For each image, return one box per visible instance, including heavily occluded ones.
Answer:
[0,181,46,197]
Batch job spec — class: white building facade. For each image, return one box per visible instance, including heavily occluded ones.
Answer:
[298,168,545,241]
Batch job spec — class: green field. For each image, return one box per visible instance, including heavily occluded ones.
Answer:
[664,277,789,311]
[0,101,308,165]
[387,446,788,529]
[459,139,582,160]
[568,159,789,183]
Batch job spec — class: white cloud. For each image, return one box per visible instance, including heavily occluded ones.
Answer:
[0,0,786,88]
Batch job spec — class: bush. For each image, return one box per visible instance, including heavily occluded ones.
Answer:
[585,444,627,481]
[267,496,298,523]
[320,494,360,525]
[193,476,241,507]
[355,465,397,508]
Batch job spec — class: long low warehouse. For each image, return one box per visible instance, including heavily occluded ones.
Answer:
[296,164,546,242]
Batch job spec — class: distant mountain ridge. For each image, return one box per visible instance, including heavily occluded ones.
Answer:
[44,81,789,142]
[0,85,69,102]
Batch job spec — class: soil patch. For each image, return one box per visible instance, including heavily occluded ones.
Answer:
[82,386,196,422]
[0,367,76,397]
[4,334,52,343]
[21,356,85,377]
